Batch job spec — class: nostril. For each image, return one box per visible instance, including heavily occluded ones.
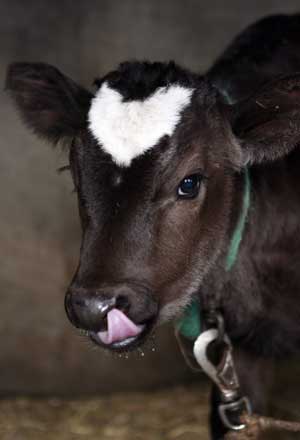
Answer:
[115,295,130,313]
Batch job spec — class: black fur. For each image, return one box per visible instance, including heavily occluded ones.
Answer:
[94,61,201,101]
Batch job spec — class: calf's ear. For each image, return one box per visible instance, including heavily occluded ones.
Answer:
[5,62,92,145]
[230,74,300,165]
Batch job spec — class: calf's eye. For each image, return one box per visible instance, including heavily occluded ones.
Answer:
[177,173,203,199]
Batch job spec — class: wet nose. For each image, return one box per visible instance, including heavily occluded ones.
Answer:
[64,284,156,333]
[65,290,122,332]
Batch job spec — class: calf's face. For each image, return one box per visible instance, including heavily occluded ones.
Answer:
[67,86,237,350]
[7,62,300,351]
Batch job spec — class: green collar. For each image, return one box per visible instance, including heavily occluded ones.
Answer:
[225,168,251,271]
[176,168,251,340]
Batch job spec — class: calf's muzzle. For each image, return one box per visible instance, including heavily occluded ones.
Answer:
[65,283,158,350]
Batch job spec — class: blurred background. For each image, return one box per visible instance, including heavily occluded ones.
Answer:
[1,1,300,438]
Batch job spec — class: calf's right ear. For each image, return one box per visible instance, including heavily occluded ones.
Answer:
[5,62,93,145]
[229,74,300,165]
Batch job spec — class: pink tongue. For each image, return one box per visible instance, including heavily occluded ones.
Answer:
[97,308,145,345]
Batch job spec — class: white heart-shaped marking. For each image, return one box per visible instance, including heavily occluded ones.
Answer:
[88,82,194,167]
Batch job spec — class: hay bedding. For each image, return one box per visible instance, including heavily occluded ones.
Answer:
[1,384,299,439]
[0,385,210,440]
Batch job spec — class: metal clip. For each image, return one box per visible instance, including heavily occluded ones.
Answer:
[193,323,252,431]
[193,328,240,402]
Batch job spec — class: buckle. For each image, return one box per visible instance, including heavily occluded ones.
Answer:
[219,396,252,431]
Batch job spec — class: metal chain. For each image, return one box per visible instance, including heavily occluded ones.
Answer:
[225,414,300,439]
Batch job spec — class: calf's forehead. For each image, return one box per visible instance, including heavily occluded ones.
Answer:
[88,81,194,167]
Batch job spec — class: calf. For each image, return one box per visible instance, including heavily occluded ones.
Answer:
[6,13,300,439]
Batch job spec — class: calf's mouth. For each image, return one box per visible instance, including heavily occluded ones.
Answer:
[89,308,156,351]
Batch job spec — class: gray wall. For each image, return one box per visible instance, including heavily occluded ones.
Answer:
[1,0,300,395]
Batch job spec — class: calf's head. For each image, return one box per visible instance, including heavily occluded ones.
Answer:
[6,61,300,351]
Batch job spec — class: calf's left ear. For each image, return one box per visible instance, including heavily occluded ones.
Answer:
[5,62,93,145]
[230,74,300,165]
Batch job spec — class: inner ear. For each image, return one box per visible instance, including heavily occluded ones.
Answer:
[5,62,93,145]
[228,74,300,165]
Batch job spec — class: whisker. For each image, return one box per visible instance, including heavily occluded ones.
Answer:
[57,164,71,174]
